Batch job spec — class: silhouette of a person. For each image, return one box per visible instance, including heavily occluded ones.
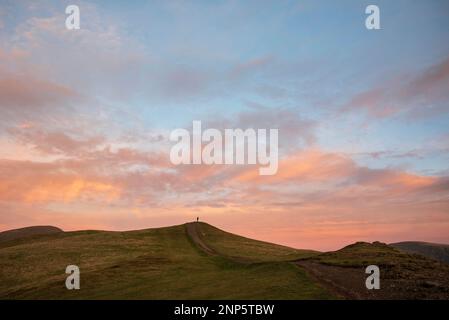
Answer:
[196,217,199,222]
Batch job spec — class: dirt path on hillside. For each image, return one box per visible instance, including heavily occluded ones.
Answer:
[295,260,368,299]
[185,222,217,256]
[296,260,449,299]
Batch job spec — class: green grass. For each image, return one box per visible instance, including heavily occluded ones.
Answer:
[0,223,334,299]
[195,223,318,262]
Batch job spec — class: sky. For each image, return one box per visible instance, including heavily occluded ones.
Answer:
[0,0,448,251]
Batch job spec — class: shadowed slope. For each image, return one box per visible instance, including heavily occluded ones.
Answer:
[391,241,449,264]
[0,226,63,243]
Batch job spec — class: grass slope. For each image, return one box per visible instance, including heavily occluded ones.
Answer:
[0,223,333,300]
[194,223,317,262]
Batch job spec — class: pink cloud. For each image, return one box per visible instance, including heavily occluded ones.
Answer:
[342,56,449,118]
[0,73,76,112]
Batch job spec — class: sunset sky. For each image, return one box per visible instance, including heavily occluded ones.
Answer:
[1,0,448,251]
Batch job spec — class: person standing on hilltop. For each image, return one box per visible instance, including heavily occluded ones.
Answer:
[196,217,199,222]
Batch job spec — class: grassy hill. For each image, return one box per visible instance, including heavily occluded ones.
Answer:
[0,226,63,243]
[390,241,449,264]
[0,222,331,299]
[1,223,448,300]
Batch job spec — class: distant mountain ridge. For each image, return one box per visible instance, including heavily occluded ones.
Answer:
[0,226,63,243]
[390,241,449,264]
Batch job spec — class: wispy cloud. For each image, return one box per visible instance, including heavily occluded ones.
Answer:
[342,56,449,119]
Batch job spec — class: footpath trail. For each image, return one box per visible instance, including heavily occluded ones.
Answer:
[185,222,217,256]
[185,221,363,299]
[295,260,358,299]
